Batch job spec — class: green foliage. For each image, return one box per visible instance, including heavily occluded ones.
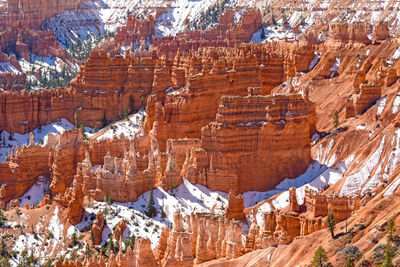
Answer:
[80,124,87,140]
[379,239,395,267]
[260,27,266,39]
[187,0,231,30]
[338,245,362,261]
[0,209,7,227]
[312,246,328,267]
[326,211,336,238]
[90,230,95,246]
[333,110,339,128]
[42,259,55,267]
[124,107,129,121]
[17,251,37,267]
[282,14,288,24]
[170,183,175,195]
[0,237,10,259]
[386,219,395,241]
[102,207,109,217]
[299,15,306,26]
[0,256,11,267]
[145,188,156,218]
[107,238,118,255]
[106,192,113,205]
[67,34,102,61]
[84,244,93,259]
[34,66,78,90]
[74,110,80,128]
[124,235,136,252]
[69,232,79,248]
[379,219,397,266]
[272,14,277,25]
[14,207,21,216]
[102,111,108,128]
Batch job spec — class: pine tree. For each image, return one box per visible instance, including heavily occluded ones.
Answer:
[326,211,336,239]
[299,15,306,26]
[0,209,7,227]
[272,14,277,25]
[333,110,339,128]
[260,27,266,39]
[380,219,396,267]
[107,239,114,254]
[74,110,80,128]
[102,111,108,128]
[0,256,11,267]
[90,230,95,246]
[84,244,92,259]
[0,237,8,258]
[124,235,135,250]
[386,219,395,241]
[312,246,328,267]
[124,107,129,121]
[381,239,394,267]
[145,187,156,218]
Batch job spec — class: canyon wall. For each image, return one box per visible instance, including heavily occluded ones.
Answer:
[0,0,81,29]
[0,41,315,135]
[147,42,315,151]
[245,188,360,251]
[0,135,50,208]
[157,212,243,265]
[0,129,131,208]
[182,94,315,193]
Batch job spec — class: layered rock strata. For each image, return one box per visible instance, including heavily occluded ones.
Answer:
[245,188,360,251]
[157,212,243,265]
[182,94,316,193]
[0,0,81,29]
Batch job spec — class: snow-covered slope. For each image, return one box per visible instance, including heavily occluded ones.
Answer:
[0,118,75,162]
[94,109,146,141]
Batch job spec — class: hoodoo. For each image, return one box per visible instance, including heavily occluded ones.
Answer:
[3,0,400,266]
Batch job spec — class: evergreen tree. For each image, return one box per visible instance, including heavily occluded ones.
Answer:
[386,219,395,241]
[124,107,129,121]
[380,219,396,267]
[312,246,328,267]
[145,188,156,218]
[333,110,339,128]
[299,15,306,26]
[380,239,394,267]
[0,209,7,227]
[272,14,277,25]
[107,239,114,254]
[84,244,92,259]
[70,232,78,247]
[102,111,108,128]
[326,211,336,239]
[0,256,11,267]
[282,13,288,25]
[0,238,8,258]
[74,110,80,128]
[124,235,135,251]
[18,251,37,267]
[90,230,95,246]
[260,27,266,39]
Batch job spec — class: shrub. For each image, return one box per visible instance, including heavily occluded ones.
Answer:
[338,245,362,261]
